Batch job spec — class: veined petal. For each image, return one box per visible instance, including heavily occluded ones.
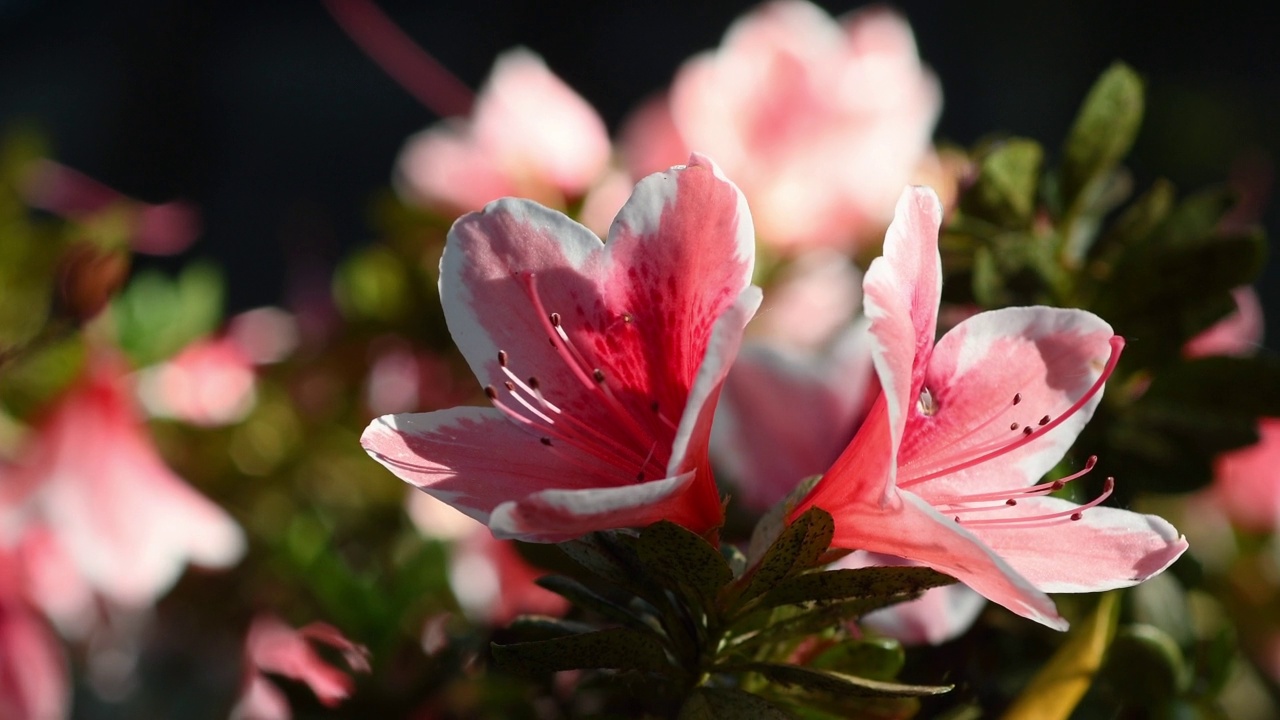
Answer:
[362,407,641,525]
[971,497,1189,594]
[829,490,1065,629]
[900,307,1115,500]
[861,186,943,497]
[489,472,698,543]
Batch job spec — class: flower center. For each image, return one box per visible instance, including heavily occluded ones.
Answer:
[478,271,672,483]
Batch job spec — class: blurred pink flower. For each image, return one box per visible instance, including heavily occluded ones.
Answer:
[1183,287,1264,359]
[623,1,940,251]
[6,355,245,607]
[1211,418,1280,533]
[395,48,611,215]
[449,530,570,626]
[363,156,759,542]
[0,547,68,720]
[834,551,986,646]
[231,616,370,720]
[137,336,257,427]
[20,159,200,255]
[792,187,1188,630]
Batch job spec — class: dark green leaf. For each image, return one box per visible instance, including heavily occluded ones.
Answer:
[1100,624,1187,705]
[1061,63,1144,210]
[558,532,656,602]
[734,508,834,610]
[759,567,955,610]
[491,627,671,676]
[960,138,1043,226]
[636,520,733,602]
[679,688,794,720]
[810,638,905,681]
[534,575,657,632]
[505,616,600,641]
[735,662,952,698]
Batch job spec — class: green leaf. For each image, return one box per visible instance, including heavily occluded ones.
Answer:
[735,662,952,698]
[534,575,657,632]
[112,263,224,366]
[1100,624,1187,705]
[679,688,794,720]
[1001,592,1120,720]
[961,138,1043,226]
[636,520,733,603]
[558,532,655,602]
[733,508,834,610]
[1061,63,1144,211]
[491,627,671,676]
[728,597,929,655]
[810,638,905,681]
[758,567,955,610]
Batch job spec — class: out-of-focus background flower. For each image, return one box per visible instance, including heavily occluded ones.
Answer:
[2,0,1277,338]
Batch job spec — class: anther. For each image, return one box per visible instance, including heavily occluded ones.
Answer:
[1010,422,1020,431]
[549,312,561,327]
[484,386,498,400]
[593,368,606,383]
[1070,512,1083,521]
[1013,393,1022,405]
[1022,427,1033,436]
[650,401,660,413]
[540,437,552,446]
[1050,480,1065,490]
[528,376,541,390]
[504,381,515,391]
[1006,498,1017,506]
[622,312,634,324]
[497,350,508,367]
[636,471,645,482]
[1039,415,1051,426]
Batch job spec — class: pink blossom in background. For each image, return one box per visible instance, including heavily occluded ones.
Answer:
[713,329,874,512]
[623,0,940,251]
[1211,418,1280,533]
[0,547,68,720]
[792,187,1188,630]
[406,493,567,626]
[20,159,200,256]
[1183,287,1264,359]
[363,156,759,542]
[364,339,469,418]
[449,530,570,626]
[230,616,370,720]
[395,48,611,215]
[5,354,245,607]
[748,250,865,353]
[834,551,986,646]
[137,336,257,427]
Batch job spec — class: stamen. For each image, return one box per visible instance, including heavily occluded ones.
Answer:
[540,437,552,446]
[932,456,1097,505]
[1010,422,1019,431]
[497,350,508,367]
[504,381,516,391]
[902,337,1123,488]
[593,368,606,383]
[1039,415,1051,426]
[959,478,1115,528]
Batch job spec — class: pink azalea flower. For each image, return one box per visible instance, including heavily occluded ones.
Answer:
[622,1,940,251]
[449,529,571,626]
[791,187,1188,630]
[363,155,760,542]
[395,48,611,215]
[230,616,370,720]
[0,547,68,720]
[6,355,245,607]
[834,551,986,646]
[713,329,874,513]
[137,336,257,427]
[1183,286,1264,359]
[1210,418,1280,533]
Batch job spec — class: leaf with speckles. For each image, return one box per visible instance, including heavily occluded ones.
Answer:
[731,507,834,611]
[757,566,956,610]
[491,627,672,676]
[534,575,658,633]
[636,520,733,604]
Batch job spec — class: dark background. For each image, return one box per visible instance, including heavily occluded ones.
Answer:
[2,0,1277,342]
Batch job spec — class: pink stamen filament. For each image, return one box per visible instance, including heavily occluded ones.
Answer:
[954,477,1115,528]
[517,272,661,449]
[901,335,1124,489]
[933,456,1097,506]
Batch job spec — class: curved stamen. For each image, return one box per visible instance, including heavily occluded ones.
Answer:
[933,456,1097,506]
[955,477,1115,528]
[902,336,1123,489]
